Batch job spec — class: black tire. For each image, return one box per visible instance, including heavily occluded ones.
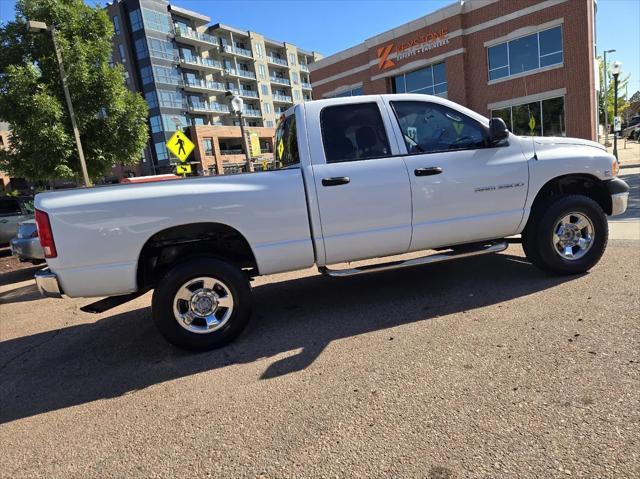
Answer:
[152,257,252,351]
[522,194,608,275]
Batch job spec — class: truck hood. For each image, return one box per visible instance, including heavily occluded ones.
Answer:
[530,136,606,152]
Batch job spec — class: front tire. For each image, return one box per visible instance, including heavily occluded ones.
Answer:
[152,257,252,351]
[522,194,608,275]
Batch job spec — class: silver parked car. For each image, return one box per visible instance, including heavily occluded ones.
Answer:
[0,196,34,245]
[10,219,44,263]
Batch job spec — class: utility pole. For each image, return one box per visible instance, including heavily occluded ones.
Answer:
[603,49,616,147]
[28,21,91,187]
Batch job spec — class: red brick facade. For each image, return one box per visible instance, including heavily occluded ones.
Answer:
[310,0,597,140]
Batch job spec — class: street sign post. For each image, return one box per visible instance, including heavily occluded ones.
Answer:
[613,116,621,132]
[166,130,195,163]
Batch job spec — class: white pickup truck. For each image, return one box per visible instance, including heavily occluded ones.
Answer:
[34,94,629,350]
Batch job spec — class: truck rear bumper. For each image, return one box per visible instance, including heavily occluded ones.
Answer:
[35,268,63,298]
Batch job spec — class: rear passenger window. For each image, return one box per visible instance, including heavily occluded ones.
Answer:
[274,113,300,169]
[320,103,391,163]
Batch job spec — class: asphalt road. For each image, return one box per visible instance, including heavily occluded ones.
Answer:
[1,239,639,478]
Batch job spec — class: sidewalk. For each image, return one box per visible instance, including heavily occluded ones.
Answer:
[601,136,640,168]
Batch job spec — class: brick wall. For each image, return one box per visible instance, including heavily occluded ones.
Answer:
[311,0,596,140]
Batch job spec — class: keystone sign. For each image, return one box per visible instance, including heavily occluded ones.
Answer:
[376,28,450,71]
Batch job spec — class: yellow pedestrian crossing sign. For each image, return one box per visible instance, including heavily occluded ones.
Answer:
[166,130,194,163]
[176,164,191,174]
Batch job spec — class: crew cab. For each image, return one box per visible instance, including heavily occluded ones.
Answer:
[33,94,629,350]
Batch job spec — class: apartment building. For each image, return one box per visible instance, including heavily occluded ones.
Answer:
[106,0,321,174]
[310,0,599,141]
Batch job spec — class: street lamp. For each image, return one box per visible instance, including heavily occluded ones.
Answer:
[225,90,252,172]
[603,49,616,147]
[611,60,622,162]
[28,20,91,187]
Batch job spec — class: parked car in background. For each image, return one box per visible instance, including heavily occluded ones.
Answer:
[10,219,44,263]
[622,116,640,140]
[0,196,34,245]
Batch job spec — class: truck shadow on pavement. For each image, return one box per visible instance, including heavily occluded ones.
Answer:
[0,251,580,424]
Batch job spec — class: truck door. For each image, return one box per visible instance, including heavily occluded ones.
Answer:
[307,99,412,264]
[384,98,529,251]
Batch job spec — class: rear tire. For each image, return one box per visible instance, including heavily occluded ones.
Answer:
[152,257,252,351]
[522,194,608,275]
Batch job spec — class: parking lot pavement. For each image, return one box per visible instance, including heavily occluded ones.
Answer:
[1,241,638,478]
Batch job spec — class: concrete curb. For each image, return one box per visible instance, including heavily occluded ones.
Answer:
[620,163,640,169]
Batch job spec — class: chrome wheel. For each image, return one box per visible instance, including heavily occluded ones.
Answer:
[552,212,594,260]
[172,276,234,334]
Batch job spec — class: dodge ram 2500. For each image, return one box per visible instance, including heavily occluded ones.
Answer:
[34,94,629,350]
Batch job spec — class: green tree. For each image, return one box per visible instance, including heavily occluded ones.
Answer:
[0,0,148,182]
[597,57,630,126]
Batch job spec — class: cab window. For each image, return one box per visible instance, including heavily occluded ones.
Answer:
[391,101,487,154]
[320,103,391,163]
[274,113,300,169]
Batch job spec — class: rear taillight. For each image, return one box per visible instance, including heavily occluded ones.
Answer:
[35,209,57,258]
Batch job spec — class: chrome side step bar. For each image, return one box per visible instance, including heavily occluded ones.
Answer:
[318,240,508,278]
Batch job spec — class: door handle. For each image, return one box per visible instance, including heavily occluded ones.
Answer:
[414,167,443,177]
[322,176,350,187]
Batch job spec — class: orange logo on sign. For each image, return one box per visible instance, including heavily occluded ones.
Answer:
[376,43,395,71]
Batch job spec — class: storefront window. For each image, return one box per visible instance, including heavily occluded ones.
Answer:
[203,138,214,155]
[491,96,565,136]
[393,63,447,97]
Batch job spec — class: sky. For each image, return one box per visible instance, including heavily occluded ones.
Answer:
[0,0,638,94]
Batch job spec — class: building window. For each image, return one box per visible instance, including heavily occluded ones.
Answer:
[293,90,301,101]
[154,142,168,161]
[140,66,153,85]
[261,84,269,95]
[325,85,363,98]
[129,9,143,32]
[162,114,186,131]
[134,38,147,60]
[254,42,263,58]
[266,120,274,128]
[320,103,391,163]
[149,115,162,133]
[263,102,272,114]
[158,90,184,108]
[118,43,126,62]
[487,25,563,81]
[258,64,266,79]
[147,38,176,60]
[142,8,171,33]
[291,71,299,84]
[288,52,296,65]
[491,96,565,136]
[203,138,214,155]
[145,91,158,109]
[393,62,447,96]
[112,15,120,35]
[153,65,181,85]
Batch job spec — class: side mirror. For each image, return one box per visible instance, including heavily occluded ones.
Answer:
[489,118,509,145]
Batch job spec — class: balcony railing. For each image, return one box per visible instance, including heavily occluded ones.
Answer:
[239,89,258,98]
[301,82,312,90]
[225,68,256,79]
[299,63,309,72]
[223,45,253,58]
[267,56,288,66]
[273,94,293,103]
[242,107,262,117]
[220,148,244,155]
[184,79,226,92]
[174,27,218,46]
[180,56,223,70]
[270,76,290,86]
[189,101,230,113]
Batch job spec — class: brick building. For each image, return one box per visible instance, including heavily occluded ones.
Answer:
[310,0,598,140]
